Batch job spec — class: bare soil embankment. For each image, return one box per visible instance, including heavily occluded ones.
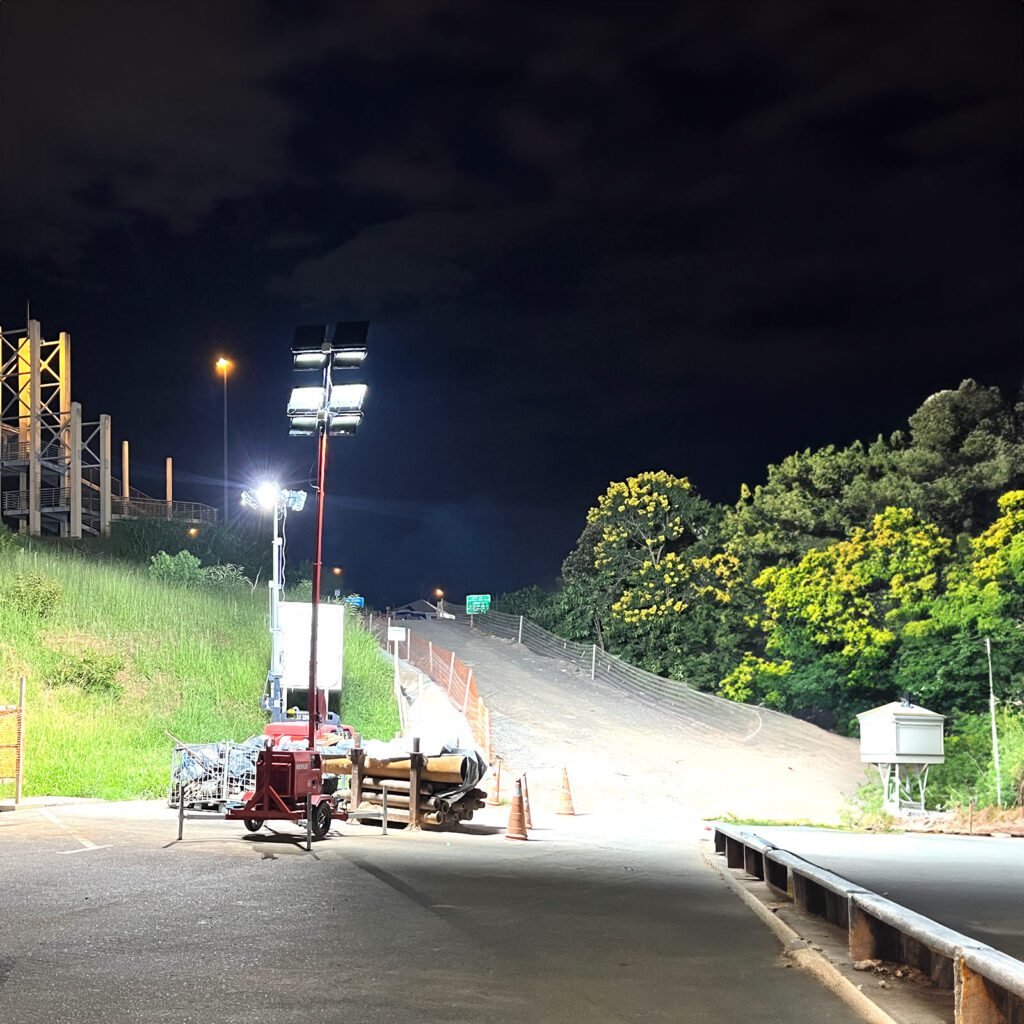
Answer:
[409,619,865,827]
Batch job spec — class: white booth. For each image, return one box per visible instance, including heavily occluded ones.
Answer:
[856,700,945,814]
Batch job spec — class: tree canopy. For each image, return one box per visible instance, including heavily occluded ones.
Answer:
[497,380,1024,733]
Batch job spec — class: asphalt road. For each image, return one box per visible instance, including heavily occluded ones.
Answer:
[746,827,1024,961]
[0,804,863,1024]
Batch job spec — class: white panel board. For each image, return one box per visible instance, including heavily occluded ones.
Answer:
[279,601,345,691]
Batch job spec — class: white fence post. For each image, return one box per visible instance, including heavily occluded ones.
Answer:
[518,615,524,644]
[591,645,596,680]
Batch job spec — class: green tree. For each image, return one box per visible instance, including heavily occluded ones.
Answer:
[743,507,952,726]
[900,381,1024,536]
[724,380,1023,576]
[895,490,1024,715]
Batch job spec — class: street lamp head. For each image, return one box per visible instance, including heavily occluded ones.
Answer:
[332,566,343,577]
[215,356,233,375]
[434,588,444,599]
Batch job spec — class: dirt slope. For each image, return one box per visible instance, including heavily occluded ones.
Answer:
[409,618,866,826]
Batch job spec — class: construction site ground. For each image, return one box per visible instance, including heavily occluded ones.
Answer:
[0,620,945,1024]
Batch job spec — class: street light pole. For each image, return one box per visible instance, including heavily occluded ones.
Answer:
[223,370,228,522]
[985,636,1002,808]
[216,357,233,523]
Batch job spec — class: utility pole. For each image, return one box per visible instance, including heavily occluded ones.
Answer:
[985,637,1002,808]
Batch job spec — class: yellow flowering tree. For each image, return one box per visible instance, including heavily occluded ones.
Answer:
[740,507,952,719]
[566,471,739,681]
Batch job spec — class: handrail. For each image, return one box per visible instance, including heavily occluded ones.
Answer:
[1,488,218,523]
[711,822,1024,1020]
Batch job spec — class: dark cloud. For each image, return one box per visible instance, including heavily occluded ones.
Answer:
[0,0,1020,603]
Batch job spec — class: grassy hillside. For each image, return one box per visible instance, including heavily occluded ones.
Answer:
[0,543,396,800]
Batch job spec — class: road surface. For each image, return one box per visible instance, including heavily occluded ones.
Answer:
[744,826,1024,960]
[0,618,874,1023]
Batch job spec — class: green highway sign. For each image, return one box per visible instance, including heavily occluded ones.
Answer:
[466,594,491,615]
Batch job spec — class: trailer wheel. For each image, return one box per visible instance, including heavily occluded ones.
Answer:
[310,801,332,840]
[243,818,264,832]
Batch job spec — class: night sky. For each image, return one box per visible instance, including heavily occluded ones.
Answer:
[0,2,1021,606]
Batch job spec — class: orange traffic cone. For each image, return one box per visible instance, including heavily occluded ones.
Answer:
[486,759,502,806]
[505,778,528,840]
[557,767,576,815]
[521,772,534,829]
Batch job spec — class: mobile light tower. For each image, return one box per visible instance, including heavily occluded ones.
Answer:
[227,322,369,845]
[241,481,307,721]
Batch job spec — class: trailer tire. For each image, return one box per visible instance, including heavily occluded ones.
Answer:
[243,818,264,832]
[311,801,332,840]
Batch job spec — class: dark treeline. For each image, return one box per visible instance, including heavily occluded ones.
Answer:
[497,380,1024,738]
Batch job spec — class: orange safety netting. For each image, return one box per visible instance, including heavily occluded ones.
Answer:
[375,622,492,763]
[0,705,22,785]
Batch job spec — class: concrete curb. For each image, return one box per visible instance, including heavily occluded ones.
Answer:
[701,842,900,1024]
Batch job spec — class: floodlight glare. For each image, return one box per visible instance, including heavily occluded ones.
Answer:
[327,415,361,436]
[241,482,308,512]
[292,347,332,371]
[255,481,280,510]
[287,386,327,416]
[328,384,368,413]
[332,346,367,368]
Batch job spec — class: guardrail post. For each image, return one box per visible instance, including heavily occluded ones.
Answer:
[725,835,745,869]
[849,901,892,962]
[765,856,789,895]
[743,845,764,880]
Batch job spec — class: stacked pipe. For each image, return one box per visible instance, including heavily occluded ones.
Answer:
[325,735,488,829]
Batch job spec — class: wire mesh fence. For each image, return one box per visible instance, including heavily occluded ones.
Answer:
[441,602,768,737]
[368,617,492,761]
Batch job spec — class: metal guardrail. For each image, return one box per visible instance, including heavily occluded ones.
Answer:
[1,487,71,513]
[110,496,218,523]
[712,822,1024,1022]
[2,488,217,523]
[0,439,65,463]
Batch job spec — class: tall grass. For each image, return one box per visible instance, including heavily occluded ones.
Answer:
[0,545,397,799]
[340,610,401,740]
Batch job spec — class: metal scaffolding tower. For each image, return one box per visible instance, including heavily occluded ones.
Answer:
[1,318,216,539]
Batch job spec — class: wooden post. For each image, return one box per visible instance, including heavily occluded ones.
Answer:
[350,733,363,812]
[165,457,173,518]
[408,736,422,830]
